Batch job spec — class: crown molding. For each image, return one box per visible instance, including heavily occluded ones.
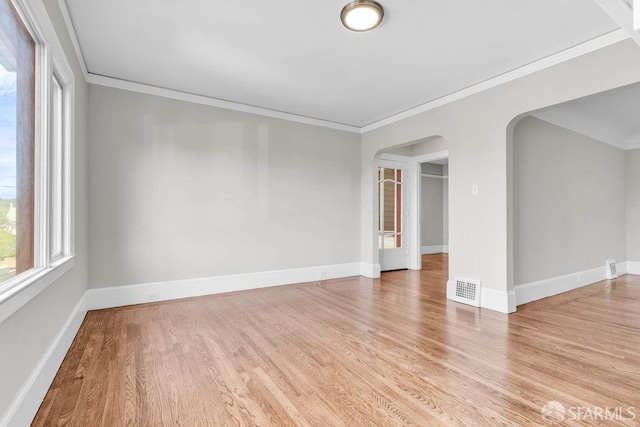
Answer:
[57,0,88,80]
[592,0,640,47]
[56,1,628,136]
[85,74,361,133]
[625,134,640,150]
[360,29,629,133]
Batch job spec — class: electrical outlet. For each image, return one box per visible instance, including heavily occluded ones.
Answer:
[147,292,160,301]
[471,184,479,195]
[319,271,327,280]
[576,275,581,285]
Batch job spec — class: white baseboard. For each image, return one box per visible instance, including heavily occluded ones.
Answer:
[360,262,381,278]
[446,280,516,313]
[514,262,633,306]
[0,294,87,427]
[481,287,517,313]
[626,261,640,275]
[421,245,448,254]
[86,263,362,310]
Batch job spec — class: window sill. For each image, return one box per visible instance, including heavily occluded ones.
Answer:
[0,255,76,324]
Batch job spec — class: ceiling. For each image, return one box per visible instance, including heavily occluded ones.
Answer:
[64,0,619,128]
[533,82,640,149]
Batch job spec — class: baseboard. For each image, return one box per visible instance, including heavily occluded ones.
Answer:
[446,280,516,313]
[626,261,640,275]
[514,262,633,306]
[0,294,87,427]
[360,263,381,278]
[481,287,517,313]
[85,263,363,310]
[421,245,448,254]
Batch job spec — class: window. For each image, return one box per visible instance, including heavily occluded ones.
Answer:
[0,0,35,283]
[0,0,75,321]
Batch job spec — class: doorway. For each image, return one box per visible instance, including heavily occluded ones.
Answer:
[376,144,449,275]
[420,160,449,256]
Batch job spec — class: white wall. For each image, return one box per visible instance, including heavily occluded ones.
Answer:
[0,0,89,418]
[361,39,640,312]
[88,86,361,288]
[513,116,626,284]
[627,149,640,262]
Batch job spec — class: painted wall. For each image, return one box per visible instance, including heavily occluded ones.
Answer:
[360,39,640,312]
[88,86,361,288]
[0,0,89,419]
[627,149,640,262]
[513,116,626,285]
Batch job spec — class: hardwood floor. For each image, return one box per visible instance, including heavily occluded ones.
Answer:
[33,254,640,426]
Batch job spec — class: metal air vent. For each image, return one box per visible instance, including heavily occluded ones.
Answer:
[452,276,481,307]
[606,259,618,280]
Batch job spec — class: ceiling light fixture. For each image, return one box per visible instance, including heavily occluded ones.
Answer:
[340,0,384,32]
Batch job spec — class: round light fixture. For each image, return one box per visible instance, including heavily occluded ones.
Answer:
[341,0,384,32]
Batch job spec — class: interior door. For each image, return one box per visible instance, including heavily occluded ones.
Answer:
[378,165,408,271]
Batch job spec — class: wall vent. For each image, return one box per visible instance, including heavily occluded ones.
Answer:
[452,276,481,307]
[605,259,618,279]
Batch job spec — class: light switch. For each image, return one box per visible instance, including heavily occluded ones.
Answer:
[472,184,479,195]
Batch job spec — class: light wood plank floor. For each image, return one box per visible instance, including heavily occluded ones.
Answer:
[33,254,640,426]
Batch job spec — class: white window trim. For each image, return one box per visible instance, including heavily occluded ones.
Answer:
[0,0,76,324]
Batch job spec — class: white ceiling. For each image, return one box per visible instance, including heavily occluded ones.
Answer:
[64,0,618,128]
[533,82,640,149]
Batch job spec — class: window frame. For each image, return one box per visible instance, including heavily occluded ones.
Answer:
[0,0,75,324]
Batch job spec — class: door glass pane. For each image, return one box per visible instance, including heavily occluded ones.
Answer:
[383,180,395,232]
[382,234,396,249]
[378,167,402,250]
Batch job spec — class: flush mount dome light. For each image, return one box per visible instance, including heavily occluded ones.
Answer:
[341,0,384,32]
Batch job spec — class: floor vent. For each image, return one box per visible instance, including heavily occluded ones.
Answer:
[452,277,481,307]
[606,259,618,279]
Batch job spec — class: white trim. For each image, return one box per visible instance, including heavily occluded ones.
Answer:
[361,29,629,133]
[85,263,362,310]
[360,262,381,278]
[378,153,411,162]
[618,261,629,275]
[625,137,640,151]
[0,293,86,427]
[446,280,516,313]
[626,261,640,275]
[481,287,517,314]
[411,152,450,163]
[0,257,75,324]
[56,0,88,79]
[86,74,361,134]
[592,0,640,47]
[514,262,632,306]
[421,173,448,179]
[421,245,448,254]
